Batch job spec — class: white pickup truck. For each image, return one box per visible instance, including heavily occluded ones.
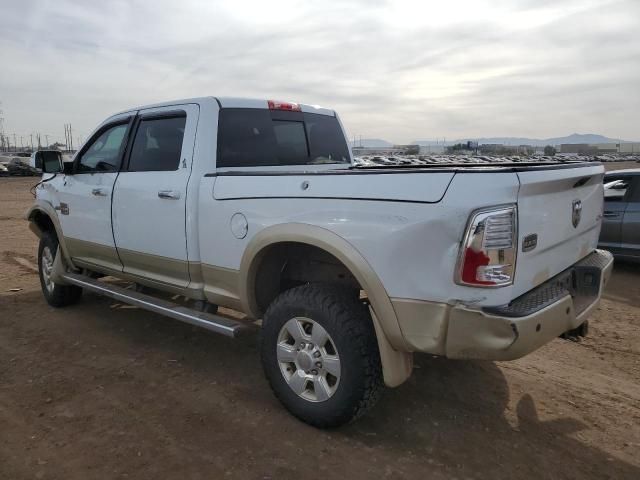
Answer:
[28,97,613,427]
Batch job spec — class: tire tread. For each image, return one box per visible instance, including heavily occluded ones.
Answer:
[261,284,383,428]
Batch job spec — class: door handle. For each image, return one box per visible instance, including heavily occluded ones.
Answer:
[91,188,109,197]
[603,212,619,218]
[158,190,181,200]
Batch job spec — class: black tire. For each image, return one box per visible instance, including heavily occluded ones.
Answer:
[38,232,82,307]
[261,284,383,428]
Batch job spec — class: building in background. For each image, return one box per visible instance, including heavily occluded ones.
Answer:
[478,143,534,155]
[418,144,446,154]
[619,143,640,154]
[560,143,640,154]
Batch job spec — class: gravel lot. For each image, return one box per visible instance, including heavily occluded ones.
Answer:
[1,171,639,480]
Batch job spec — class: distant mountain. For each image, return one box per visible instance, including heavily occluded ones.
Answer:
[350,138,393,148]
[412,133,635,147]
[544,133,625,145]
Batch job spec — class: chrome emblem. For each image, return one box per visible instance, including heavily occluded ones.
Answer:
[572,199,582,228]
[522,233,538,252]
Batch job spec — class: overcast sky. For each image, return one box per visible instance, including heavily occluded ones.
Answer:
[1,0,639,145]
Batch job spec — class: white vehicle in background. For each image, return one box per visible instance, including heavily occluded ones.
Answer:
[27,96,613,427]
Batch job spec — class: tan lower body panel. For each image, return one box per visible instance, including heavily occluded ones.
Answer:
[393,294,599,360]
[64,238,243,308]
[393,294,586,360]
[65,237,122,272]
[445,296,576,360]
[393,251,613,360]
[392,298,450,355]
[117,247,190,288]
[201,264,243,311]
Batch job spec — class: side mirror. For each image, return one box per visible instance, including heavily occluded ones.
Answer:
[34,152,43,170]
[41,152,64,174]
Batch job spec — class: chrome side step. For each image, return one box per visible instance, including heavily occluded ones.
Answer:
[61,272,249,338]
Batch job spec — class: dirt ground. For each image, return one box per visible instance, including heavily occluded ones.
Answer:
[1,168,639,480]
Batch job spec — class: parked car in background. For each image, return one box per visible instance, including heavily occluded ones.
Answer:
[599,169,640,261]
[0,162,9,176]
[7,158,39,176]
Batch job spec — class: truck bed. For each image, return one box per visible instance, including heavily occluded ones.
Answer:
[353,155,596,171]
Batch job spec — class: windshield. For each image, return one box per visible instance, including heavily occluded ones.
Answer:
[217,108,350,168]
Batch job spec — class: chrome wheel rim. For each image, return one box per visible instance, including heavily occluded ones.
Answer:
[41,246,55,294]
[277,317,341,402]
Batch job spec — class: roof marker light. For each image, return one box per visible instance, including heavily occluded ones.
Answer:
[268,100,301,112]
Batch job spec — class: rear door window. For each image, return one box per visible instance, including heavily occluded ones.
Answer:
[217,109,350,167]
[128,115,186,172]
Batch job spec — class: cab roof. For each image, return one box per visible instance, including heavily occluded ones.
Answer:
[115,96,335,117]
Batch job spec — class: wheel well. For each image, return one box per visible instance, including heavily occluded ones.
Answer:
[252,242,362,313]
[30,210,57,238]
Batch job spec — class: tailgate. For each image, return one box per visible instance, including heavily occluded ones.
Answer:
[514,165,605,296]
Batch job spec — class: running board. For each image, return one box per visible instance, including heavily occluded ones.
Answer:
[60,272,249,338]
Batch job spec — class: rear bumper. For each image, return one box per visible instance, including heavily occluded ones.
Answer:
[394,249,614,360]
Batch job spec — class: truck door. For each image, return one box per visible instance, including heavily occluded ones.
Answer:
[620,175,640,258]
[111,104,199,288]
[55,113,134,271]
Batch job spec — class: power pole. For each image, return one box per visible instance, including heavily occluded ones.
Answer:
[0,101,4,152]
[45,135,49,148]
[64,123,73,151]
[30,134,34,151]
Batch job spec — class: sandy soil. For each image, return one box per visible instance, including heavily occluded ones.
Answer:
[0,174,638,480]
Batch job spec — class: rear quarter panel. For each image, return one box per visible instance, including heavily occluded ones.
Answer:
[198,170,521,307]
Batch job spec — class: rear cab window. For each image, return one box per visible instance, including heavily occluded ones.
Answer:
[217,109,350,168]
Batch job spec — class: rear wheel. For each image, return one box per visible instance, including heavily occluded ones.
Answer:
[38,232,82,307]
[261,284,383,428]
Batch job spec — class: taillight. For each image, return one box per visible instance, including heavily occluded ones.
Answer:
[268,100,301,112]
[455,206,517,287]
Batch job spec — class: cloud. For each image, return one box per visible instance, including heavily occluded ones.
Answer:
[0,0,638,144]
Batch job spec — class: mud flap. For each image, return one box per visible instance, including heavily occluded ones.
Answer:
[50,247,70,285]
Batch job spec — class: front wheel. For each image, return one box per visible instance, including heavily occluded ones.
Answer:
[38,232,82,307]
[261,284,383,428]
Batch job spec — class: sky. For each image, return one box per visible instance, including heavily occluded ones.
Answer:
[0,0,639,145]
